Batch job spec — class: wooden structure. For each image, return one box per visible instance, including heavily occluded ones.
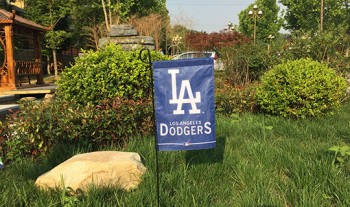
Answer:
[0,9,48,90]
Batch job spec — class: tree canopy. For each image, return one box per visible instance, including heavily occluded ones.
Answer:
[280,0,350,32]
[25,0,74,51]
[131,0,167,16]
[238,0,283,42]
[25,0,74,27]
[24,0,168,50]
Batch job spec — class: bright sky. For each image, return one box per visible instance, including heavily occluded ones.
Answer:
[166,0,284,33]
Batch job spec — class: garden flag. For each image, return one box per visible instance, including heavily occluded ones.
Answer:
[153,58,216,151]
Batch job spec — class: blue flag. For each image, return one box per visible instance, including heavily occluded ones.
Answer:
[153,58,216,151]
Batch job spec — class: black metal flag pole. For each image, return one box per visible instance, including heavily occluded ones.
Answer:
[139,48,160,207]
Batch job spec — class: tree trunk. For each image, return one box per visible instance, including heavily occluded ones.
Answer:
[101,0,110,32]
[108,0,112,26]
[53,49,58,81]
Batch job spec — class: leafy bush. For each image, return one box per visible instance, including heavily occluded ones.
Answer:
[57,44,168,105]
[220,43,280,87]
[282,29,350,74]
[215,74,258,115]
[1,98,153,162]
[256,58,348,118]
[1,45,170,162]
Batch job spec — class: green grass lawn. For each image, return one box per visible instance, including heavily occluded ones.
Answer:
[1,103,350,206]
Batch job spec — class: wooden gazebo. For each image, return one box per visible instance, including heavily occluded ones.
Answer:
[0,9,48,90]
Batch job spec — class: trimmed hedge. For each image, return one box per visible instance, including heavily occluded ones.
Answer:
[57,44,169,105]
[256,58,348,118]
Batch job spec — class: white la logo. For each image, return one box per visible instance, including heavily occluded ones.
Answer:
[168,69,201,115]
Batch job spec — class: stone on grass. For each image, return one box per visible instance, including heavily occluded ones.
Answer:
[20,97,37,102]
[35,151,146,192]
[43,93,55,104]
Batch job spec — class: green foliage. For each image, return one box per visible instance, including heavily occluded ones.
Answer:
[25,0,74,49]
[25,0,168,52]
[25,0,75,64]
[256,58,348,118]
[132,0,167,16]
[282,29,350,73]
[25,0,74,27]
[60,179,80,207]
[220,43,279,86]
[1,97,153,162]
[70,1,105,49]
[280,0,349,32]
[45,30,70,50]
[57,44,168,105]
[215,74,258,115]
[238,0,283,42]
[329,144,350,166]
[112,0,136,21]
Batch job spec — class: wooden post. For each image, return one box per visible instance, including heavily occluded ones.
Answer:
[4,24,15,89]
[34,31,44,84]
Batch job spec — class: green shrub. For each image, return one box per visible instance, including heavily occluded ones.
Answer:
[57,44,168,105]
[1,45,169,162]
[220,43,280,87]
[256,58,348,118]
[215,74,258,115]
[1,98,153,162]
[282,29,350,74]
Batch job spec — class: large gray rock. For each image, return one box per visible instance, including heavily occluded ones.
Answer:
[35,151,146,191]
[99,36,155,51]
[102,36,154,45]
[99,24,155,51]
[109,24,138,37]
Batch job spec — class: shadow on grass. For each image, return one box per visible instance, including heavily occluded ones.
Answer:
[16,143,93,181]
[185,135,226,165]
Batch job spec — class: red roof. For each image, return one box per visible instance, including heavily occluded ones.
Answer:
[0,9,48,32]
